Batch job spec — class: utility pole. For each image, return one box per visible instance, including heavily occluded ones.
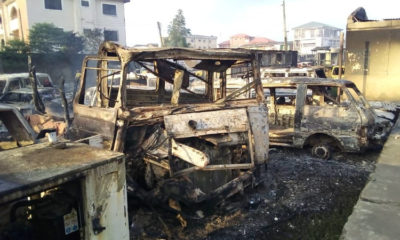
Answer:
[157,22,164,47]
[282,0,288,51]
[338,32,344,79]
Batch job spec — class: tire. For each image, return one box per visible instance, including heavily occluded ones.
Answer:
[311,143,332,160]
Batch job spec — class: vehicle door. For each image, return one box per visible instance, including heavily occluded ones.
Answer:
[72,57,121,148]
[300,84,361,138]
[267,86,297,145]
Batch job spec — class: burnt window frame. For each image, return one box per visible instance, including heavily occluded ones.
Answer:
[44,0,62,10]
[102,4,117,16]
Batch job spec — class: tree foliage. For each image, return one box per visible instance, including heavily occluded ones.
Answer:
[0,40,29,72]
[165,9,191,47]
[1,40,29,54]
[82,28,104,53]
[29,23,84,54]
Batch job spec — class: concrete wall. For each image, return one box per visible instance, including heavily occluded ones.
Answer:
[26,0,76,32]
[345,21,400,101]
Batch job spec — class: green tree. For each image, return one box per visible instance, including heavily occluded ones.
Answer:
[165,9,191,47]
[1,39,29,54]
[29,23,83,54]
[82,28,104,53]
[62,32,84,54]
[0,40,29,72]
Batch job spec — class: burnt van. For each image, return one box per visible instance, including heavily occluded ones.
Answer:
[263,78,391,159]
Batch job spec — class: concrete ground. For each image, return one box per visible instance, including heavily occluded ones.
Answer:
[341,118,400,240]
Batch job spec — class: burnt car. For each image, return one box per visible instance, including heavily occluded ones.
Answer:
[0,88,56,116]
[0,73,55,95]
[0,103,37,150]
[263,78,392,159]
[68,42,270,205]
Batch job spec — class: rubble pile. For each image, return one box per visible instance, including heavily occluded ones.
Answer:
[129,148,376,239]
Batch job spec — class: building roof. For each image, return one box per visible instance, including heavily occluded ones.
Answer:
[187,34,217,39]
[218,40,231,48]
[248,37,276,44]
[293,21,342,30]
[231,33,252,38]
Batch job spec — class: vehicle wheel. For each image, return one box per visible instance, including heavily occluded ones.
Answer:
[311,144,332,160]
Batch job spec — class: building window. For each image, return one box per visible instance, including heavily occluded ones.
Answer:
[10,7,18,20]
[81,0,89,7]
[103,4,116,16]
[104,30,118,41]
[44,0,62,10]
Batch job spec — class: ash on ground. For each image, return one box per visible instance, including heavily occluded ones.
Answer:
[129,148,378,240]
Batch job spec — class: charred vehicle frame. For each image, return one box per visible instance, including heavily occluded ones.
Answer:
[263,78,392,159]
[69,42,270,205]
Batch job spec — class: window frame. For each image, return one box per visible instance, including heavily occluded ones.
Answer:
[81,0,89,7]
[102,4,117,16]
[44,0,62,10]
[104,30,119,42]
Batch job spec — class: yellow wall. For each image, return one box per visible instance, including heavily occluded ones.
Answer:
[345,22,400,101]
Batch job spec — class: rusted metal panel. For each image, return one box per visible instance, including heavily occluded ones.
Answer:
[171,70,184,105]
[98,42,255,61]
[0,104,37,144]
[82,160,129,240]
[201,132,247,146]
[73,104,118,139]
[247,105,269,164]
[0,142,124,205]
[0,142,128,240]
[171,138,209,167]
[252,53,265,103]
[164,108,249,138]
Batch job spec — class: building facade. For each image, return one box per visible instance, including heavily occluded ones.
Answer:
[185,34,217,49]
[0,0,129,45]
[293,22,341,57]
[345,7,400,101]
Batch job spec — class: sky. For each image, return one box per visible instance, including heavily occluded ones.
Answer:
[124,0,400,46]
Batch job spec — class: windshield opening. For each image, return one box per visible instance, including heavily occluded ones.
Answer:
[345,84,370,108]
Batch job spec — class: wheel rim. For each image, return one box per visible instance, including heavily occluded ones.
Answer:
[313,145,330,159]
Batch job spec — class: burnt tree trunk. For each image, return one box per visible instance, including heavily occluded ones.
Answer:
[59,75,71,128]
[28,55,45,114]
